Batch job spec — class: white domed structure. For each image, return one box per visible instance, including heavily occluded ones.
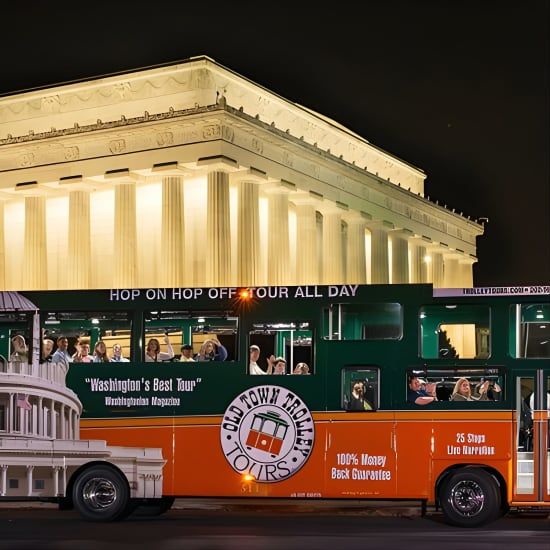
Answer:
[0,292,165,520]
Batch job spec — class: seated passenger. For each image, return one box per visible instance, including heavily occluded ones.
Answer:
[293,362,310,375]
[180,344,195,362]
[249,345,274,375]
[72,339,93,363]
[10,335,28,363]
[93,340,110,363]
[473,379,502,401]
[349,381,374,411]
[42,338,54,363]
[271,356,286,375]
[407,375,437,405]
[197,338,227,362]
[451,377,497,402]
[145,335,174,362]
[110,343,129,362]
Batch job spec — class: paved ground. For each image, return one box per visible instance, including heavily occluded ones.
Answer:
[0,497,424,517]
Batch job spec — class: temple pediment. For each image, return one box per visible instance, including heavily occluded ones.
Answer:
[0,56,425,194]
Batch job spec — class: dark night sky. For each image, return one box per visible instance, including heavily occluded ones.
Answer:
[2,1,548,286]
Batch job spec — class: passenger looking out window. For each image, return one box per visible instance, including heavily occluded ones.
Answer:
[249,345,275,375]
[93,340,110,363]
[196,338,227,361]
[179,345,195,362]
[408,375,437,405]
[450,377,502,402]
[51,336,72,367]
[42,339,54,362]
[293,362,310,375]
[145,335,174,362]
[349,381,374,411]
[110,344,129,362]
[72,339,93,363]
[10,335,28,363]
[272,357,286,375]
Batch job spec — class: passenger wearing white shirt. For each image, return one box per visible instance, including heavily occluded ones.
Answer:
[249,345,274,375]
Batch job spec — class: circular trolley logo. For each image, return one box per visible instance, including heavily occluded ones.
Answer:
[220,385,315,482]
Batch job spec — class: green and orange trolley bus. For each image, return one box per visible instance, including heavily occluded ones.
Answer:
[0,283,549,526]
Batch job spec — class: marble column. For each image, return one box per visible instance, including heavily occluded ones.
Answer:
[114,182,137,287]
[390,230,410,284]
[161,176,185,287]
[369,223,390,284]
[237,180,260,286]
[23,196,47,289]
[60,404,66,439]
[430,249,445,288]
[49,400,56,439]
[267,191,290,285]
[459,257,475,288]
[345,217,367,285]
[410,239,428,283]
[26,465,34,497]
[0,202,4,290]
[67,191,91,289]
[38,397,43,437]
[295,202,319,284]
[443,254,460,288]
[0,466,7,496]
[322,211,343,284]
[207,171,231,286]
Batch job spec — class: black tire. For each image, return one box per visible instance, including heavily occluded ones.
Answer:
[440,468,501,527]
[58,497,73,511]
[72,465,130,522]
[131,496,175,517]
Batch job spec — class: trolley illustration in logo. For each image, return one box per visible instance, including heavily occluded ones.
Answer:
[245,410,289,457]
[221,385,315,482]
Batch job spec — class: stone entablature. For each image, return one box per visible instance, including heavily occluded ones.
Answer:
[0,56,425,194]
[0,103,482,255]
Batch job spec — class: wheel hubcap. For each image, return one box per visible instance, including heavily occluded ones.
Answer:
[449,480,485,517]
[82,477,118,510]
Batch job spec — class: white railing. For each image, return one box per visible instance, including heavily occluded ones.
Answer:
[0,361,68,386]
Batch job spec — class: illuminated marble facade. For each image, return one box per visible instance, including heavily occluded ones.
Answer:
[0,56,482,290]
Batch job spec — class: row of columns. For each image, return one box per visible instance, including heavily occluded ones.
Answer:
[3,394,79,440]
[0,171,474,289]
[0,464,67,497]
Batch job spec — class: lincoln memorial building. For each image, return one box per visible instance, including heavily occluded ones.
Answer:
[0,56,482,291]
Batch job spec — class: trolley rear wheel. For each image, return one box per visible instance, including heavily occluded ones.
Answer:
[440,468,501,527]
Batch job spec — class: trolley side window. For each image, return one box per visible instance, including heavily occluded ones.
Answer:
[0,312,32,365]
[42,311,132,362]
[509,303,550,358]
[249,321,313,375]
[144,310,238,362]
[420,305,491,359]
[341,367,379,411]
[323,303,402,340]
[406,367,504,405]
